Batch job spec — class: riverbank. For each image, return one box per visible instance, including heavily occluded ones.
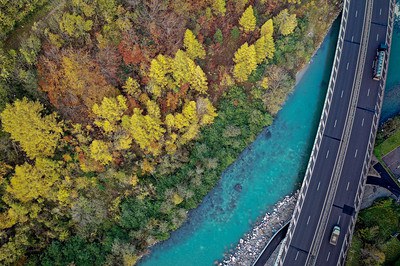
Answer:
[217,191,299,266]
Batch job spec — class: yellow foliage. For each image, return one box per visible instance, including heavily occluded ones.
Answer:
[149,54,173,97]
[180,124,200,145]
[254,34,275,64]
[89,140,113,165]
[123,253,138,266]
[122,109,166,156]
[165,114,175,131]
[165,133,178,155]
[261,77,269,89]
[141,159,154,173]
[212,0,226,16]
[183,29,206,60]
[123,77,141,97]
[0,209,19,230]
[239,5,256,33]
[274,9,298,36]
[93,95,127,133]
[172,193,184,205]
[233,43,257,82]
[0,98,63,159]
[261,19,274,37]
[197,97,217,125]
[6,158,60,203]
[131,175,139,186]
[115,134,132,150]
[146,100,161,119]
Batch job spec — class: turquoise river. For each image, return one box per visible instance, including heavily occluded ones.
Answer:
[140,11,400,266]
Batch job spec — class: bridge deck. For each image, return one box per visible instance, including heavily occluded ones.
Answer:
[276,0,395,265]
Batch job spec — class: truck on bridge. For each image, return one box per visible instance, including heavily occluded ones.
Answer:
[373,43,388,81]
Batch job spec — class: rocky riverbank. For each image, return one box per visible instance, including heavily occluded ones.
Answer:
[217,191,299,266]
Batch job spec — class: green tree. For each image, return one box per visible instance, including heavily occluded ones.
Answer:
[233,43,257,82]
[214,29,223,44]
[274,9,298,36]
[59,12,93,38]
[239,5,256,33]
[0,98,63,159]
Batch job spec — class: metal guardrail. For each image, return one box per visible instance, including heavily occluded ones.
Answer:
[276,0,351,263]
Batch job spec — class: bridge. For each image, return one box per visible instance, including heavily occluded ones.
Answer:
[274,0,395,265]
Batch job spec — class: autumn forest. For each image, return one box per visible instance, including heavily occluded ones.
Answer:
[0,0,340,264]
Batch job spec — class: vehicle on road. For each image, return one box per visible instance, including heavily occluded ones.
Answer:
[373,43,388,81]
[329,225,341,245]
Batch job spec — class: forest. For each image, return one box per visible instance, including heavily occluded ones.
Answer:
[0,0,341,264]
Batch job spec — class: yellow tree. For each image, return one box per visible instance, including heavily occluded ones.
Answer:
[233,43,257,82]
[123,77,141,97]
[254,35,275,64]
[6,158,60,203]
[0,98,63,159]
[274,9,298,36]
[89,140,113,165]
[183,29,206,60]
[212,0,226,16]
[92,95,128,133]
[122,109,166,156]
[172,50,208,93]
[239,5,256,33]
[196,97,218,126]
[149,54,173,97]
[261,19,274,37]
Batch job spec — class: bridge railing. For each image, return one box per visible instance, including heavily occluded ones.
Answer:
[338,0,396,263]
[276,0,351,263]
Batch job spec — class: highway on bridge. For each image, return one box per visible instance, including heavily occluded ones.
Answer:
[275,0,395,265]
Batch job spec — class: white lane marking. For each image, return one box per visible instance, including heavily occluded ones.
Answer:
[346,181,350,191]
[327,251,331,261]
[380,8,382,15]
[346,62,350,70]
[355,10,358,17]
[307,216,311,225]
[295,251,299,260]
[351,35,354,42]
[338,215,341,224]
[367,88,370,96]
[317,182,321,191]
[326,150,330,159]
[334,119,337,128]
[361,118,365,127]
[354,149,358,158]
[341,90,344,98]
[377,34,379,41]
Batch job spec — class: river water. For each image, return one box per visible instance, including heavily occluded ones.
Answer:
[140,10,400,266]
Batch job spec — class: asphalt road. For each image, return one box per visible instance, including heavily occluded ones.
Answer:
[278,0,392,265]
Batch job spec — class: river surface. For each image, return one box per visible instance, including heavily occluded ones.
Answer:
[140,9,400,266]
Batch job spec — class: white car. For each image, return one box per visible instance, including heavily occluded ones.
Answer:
[330,225,340,245]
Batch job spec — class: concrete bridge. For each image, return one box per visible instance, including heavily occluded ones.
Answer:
[271,0,395,265]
